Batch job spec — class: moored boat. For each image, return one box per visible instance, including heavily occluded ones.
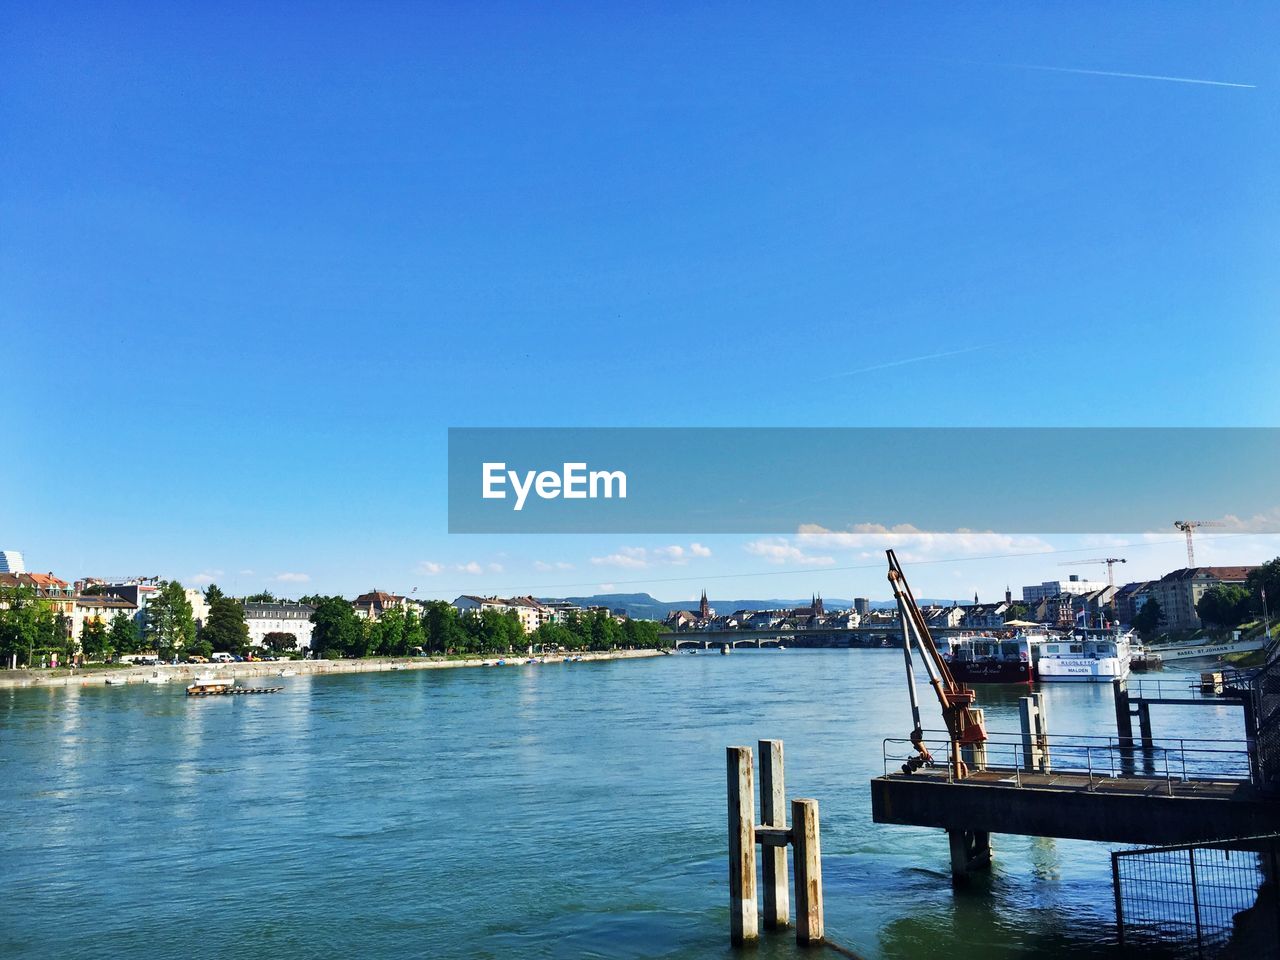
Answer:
[943,631,1046,683]
[1037,628,1133,682]
[186,676,234,696]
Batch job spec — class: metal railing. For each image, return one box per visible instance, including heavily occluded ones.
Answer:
[1113,834,1280,958]
[1129,677,1253,702]
[883,728,1255,791]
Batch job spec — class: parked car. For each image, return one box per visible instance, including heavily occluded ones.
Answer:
[186,655,209,664]
[211,652,234,663]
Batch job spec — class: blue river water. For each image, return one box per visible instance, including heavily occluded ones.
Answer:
[0,651,1250,959]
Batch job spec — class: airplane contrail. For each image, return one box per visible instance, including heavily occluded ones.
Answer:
[820,344,990,381]
[1006,62,1255,89]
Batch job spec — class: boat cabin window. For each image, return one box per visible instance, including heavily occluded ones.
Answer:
[1045,644,1059,654]
[1070,644,1083,654]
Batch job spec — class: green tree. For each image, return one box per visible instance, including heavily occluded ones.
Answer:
[244,590,277,603]
[145,581,196,659]
[373,607,407,657]
[1132,598,1164,638]
[263,631,297,654]
[0,584,40,666]
[108,612,140,655]
[199,586,250,654]
[1003,604,1030,622]
[1247,559,1280,619]
[422,601,465,653]
[403,608,426,654]
[1197,584,1252,629]
[310,596,364,659]
[80,619,111,661]
[621,618,661,648]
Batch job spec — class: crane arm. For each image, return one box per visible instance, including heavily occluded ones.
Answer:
[887,549,987,779]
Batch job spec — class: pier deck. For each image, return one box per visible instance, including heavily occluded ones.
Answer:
[871,768,1280,846]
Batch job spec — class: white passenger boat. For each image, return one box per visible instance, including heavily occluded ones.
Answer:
[1037,629,1133,682]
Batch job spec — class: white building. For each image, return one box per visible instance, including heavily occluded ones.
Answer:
[452,595,548,634]
[0,550,25,573]
[244,601,316,651]
[1021,576,1108,604]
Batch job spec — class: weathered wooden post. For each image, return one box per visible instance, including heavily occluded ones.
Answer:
[726,746,758,944]
[961,707,988,771]
[1137,701,1154,751]
[758,739,790,929]
[1018,696,1042,772]
[1031,691,1051,773]
[792,798,824,945]
[1113,677,1134,746]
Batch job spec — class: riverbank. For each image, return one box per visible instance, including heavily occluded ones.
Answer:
[0,648,665,688]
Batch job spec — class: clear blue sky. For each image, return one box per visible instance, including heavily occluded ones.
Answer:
[3,3,1277,601]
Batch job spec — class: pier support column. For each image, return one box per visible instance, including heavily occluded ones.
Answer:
[758,739,790,930]
[947,829,993,878]
[1138,702,1154,751]
[726,746,758,945]
[792,798,824,945]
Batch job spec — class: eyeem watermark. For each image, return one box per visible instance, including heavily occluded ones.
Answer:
[482,462,627,511]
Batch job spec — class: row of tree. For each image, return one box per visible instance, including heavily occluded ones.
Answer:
[305,598,662,659]
[2,580,665,667]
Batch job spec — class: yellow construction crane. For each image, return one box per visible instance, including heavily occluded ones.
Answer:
[1174,520,1225,567]
[1059,557,1127,588]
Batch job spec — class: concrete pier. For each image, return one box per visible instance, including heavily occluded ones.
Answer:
[872,769,1280,846]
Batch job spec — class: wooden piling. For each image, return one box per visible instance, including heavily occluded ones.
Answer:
[1138,701,1154,750]
[792,798,823,945]
[1113,678,1134,748]
[1019,697,1042,772]
[1031,692,1050,773]
[726,746,759,944]
[758,739,790,930]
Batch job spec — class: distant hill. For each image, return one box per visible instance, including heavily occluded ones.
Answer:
[546,592,955,621]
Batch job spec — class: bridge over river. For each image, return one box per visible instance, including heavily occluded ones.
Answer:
[661,625,979,649]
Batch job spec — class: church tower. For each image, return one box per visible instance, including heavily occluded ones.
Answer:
[699,590,710,620]
[813,593,824,616]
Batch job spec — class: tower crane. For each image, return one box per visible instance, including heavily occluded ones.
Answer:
[886,549,987,781]
[1174,520,1225,567]
[1059,557,1127,588]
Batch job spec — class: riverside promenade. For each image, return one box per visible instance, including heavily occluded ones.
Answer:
[0,648,664,689]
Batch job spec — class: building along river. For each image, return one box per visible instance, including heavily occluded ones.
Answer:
[0,649,1250,959]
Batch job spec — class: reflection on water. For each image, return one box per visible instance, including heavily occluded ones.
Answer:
[0,652,1251,959]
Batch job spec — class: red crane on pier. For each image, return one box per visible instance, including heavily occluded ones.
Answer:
[886,549,987,781]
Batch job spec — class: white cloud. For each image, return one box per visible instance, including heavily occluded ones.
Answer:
[189,570,224,585]
[487,563,504,574]
[534,560,574,572]
[591,553,649,569]
[455,562,484,575]
[417,561,445,575]
[744,538,836,567]
[275,572,311,583]
[598,583,616,591]
[794,524,1052,563]
[590,543,712,569]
